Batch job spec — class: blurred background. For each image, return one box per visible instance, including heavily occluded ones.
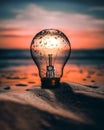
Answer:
[0,0,104,49]
[0,0,104,89]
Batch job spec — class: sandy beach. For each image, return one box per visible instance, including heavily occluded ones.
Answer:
[0,49,104,130]
[0,64,104,130]
[0,0,104,129]
[0,82,104,130]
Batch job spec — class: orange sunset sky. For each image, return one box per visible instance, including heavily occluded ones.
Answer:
[0,0,104,49]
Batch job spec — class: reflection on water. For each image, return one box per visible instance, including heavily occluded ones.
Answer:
[0,49,104,91]
[0,64,104,91]
[62,64,104,87]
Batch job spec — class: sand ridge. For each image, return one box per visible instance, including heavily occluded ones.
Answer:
[0,82,104,130]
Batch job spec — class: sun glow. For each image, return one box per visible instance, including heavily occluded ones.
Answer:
[44,37,60,49]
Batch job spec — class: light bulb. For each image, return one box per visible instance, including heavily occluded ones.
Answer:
[30,29,71,88]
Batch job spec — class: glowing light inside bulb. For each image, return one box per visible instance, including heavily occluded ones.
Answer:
[30,29,71,82]
[42,37,60,49]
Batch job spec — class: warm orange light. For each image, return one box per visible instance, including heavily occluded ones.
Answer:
[0,28,103,49]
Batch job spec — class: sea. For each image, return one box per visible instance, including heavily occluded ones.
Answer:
[0,49,104,68]
[0,49,104,94]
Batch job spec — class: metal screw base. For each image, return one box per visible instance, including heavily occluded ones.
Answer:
[41,78,60,89]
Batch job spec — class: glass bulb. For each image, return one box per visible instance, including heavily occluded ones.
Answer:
[30,29,71,88]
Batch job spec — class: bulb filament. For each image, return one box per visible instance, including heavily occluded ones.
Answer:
[46,54,55,78]
[49,54,52,66]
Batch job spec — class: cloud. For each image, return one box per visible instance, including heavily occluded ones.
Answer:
[0,3,103,49]
[66,0,104,6]
[0,0,104,21]
[0,27,22,31]
[0,4,103,32]
[89,6,104,11]
[0,34,26,38]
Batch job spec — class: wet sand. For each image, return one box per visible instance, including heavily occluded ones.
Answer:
[0,64,104,130]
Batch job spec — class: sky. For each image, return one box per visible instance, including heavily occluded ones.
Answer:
[0,0,104,49]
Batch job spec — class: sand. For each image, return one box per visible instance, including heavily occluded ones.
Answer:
[0,81,104,130]
[0,63,104,130]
